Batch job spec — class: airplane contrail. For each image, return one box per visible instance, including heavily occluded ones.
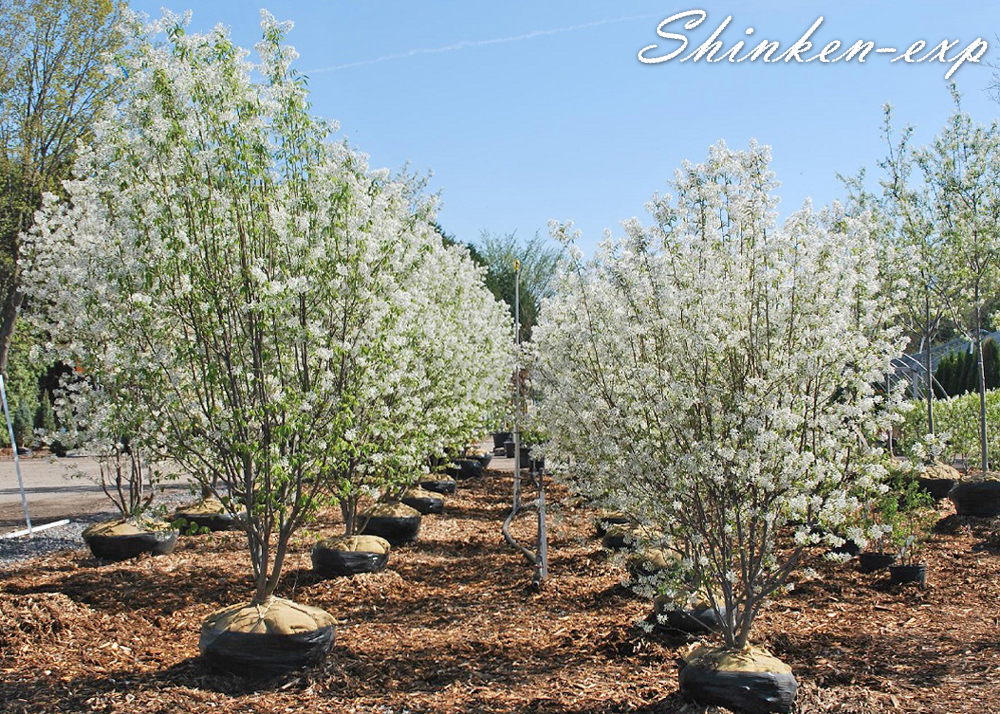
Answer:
[305,13,662,73]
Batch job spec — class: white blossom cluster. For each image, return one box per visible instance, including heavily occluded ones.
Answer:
[533,141,906,649]
[22,12,510,597]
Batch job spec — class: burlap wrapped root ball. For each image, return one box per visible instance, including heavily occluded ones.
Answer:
[173,497,238,532]
[82,519,178,561]
[199,597,336,678]
[627,545,681,581]
[400,486,445,514]
[359,502,422,545]
[917,461,960,501]
[312,535,391,577]
[679,644,797,714]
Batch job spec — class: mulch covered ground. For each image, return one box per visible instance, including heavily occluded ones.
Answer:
[1,468,999,714]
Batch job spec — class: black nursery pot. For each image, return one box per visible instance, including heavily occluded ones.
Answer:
[493,432,511,449]
[84,530,178,561]
[517,447,544,471]
[889,563,926,586]
[503,439,515,458]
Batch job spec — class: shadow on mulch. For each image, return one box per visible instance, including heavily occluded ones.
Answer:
[4,562,254,613]
[774,628,956,688]
[1,654,335,707]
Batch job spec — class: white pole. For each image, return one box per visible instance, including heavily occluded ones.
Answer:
[2,518,68,540]
[0,374,31,534]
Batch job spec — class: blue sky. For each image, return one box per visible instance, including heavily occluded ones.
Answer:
[129,1,1000,255]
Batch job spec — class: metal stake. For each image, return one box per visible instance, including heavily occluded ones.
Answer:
[0,374,31,534]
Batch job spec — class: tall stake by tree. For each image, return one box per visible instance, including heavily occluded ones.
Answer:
[0,0,124,373]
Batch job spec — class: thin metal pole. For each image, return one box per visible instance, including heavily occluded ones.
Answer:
[513,259,521,481]
[0,375,31,534]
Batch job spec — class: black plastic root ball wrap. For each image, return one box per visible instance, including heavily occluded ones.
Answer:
[652,598,726,634]
[446,459,484,480]
[679,645,797,714]
[173,498,238,533]
[950,479,1000,518]
[470,452,492,468]
[651,594,726,634]
[359,503,422,545]
[917,462,960,501]
[401,491,445,515]
[362,516,421,544]
[419,478,457,494]
[82,522,178,561]
[918,476,956,501]
[199,599,336,679]
[174,512,236,533]
[312,549,388,577]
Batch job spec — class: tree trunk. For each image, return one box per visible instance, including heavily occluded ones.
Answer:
[532,469,548,587]
[975,293,989,472]
[340,495,357,536]
[0,285,20,376]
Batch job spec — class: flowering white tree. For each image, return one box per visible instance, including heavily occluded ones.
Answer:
[916,98,1000,472]
[25,11,508,606]
[534,142,905,650]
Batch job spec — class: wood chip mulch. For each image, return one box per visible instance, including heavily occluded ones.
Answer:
[1,470,999,714]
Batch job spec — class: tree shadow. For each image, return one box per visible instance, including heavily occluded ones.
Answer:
[3,560,254,613]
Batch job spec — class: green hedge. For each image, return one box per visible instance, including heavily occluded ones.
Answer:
[900,389,1000,462]
[933,339,1000,398]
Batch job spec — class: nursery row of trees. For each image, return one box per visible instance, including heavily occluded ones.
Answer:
[846,96,1000,469]
[4,1,998,702]
[23,12,511,605]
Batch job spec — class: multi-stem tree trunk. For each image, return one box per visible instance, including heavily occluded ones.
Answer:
[974,284,989,472]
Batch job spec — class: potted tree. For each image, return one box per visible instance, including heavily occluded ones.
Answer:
[26,13,510,678]
[888,479,934,586]
[49,378,177,562]
[535,143,905,713]
[854,495,897,574]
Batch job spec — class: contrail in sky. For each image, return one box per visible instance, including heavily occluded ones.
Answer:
[305,13,661,73]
